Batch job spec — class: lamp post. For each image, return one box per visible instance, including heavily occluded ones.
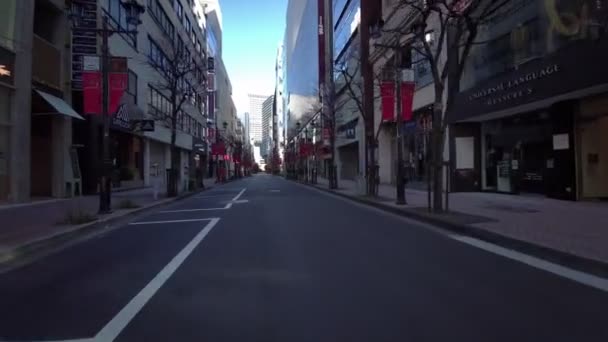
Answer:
[68,0,144,214]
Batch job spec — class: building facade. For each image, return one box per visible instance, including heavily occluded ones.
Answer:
[248,94,267,164]
[449,0,608,201]
[1,0,79,202]
[261,95,274,160]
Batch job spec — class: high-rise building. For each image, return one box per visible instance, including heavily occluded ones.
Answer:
[261,95,275,159]
[242,112,250,144]
[284,0,320,138]
[248,94,267,145]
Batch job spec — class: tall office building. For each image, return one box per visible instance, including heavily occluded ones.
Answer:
[242,112,250,144]
[248,94,267,144]
[261,95,275,159]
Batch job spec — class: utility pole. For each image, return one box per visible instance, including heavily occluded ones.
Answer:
[395,49,406,205]
[99,16,111,213]
[68,1,144,214]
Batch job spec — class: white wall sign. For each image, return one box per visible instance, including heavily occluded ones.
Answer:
[455,136,475,169]
[553,133,569,150]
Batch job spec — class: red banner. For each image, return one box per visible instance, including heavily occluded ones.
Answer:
[401,81,415,122]
[381,81,395,121]
[211,142,226,155]
[83,71,102,115]
[109,72,128,115]
[299,142,313,156]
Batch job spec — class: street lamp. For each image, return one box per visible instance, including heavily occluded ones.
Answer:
[68,0,144,214]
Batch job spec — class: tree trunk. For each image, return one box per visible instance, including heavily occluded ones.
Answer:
[432,100,444,212]
[167,110,179,197]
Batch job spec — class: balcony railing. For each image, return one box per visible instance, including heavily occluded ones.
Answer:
[32,35,62,90]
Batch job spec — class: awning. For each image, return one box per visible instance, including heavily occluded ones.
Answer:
[32,90,85,120]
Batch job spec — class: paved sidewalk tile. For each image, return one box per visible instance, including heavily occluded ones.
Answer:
[315,177,608,264]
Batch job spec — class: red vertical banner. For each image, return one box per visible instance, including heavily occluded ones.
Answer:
[83,71,102,115]
[109,73,127,115]
[401,81,415,122]
[109,57,128,115]
[381,81,395,121]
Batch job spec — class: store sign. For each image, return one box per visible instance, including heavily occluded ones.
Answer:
[449,39,608,123]
[71,0,98,90]
[112,103,131,130]
[468,64,560,105]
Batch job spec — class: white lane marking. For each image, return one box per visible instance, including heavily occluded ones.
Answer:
[129,218,214,225]
[224,188,247,209]
[195,195,233,199]
[95,218,221,341]
[162,188,246,213]
[452,235,608,292]
[160,206,229,213]
[296,182,608,291]
[231,188,247,201]
[269,190,280,193]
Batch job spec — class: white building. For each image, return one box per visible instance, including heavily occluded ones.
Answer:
[248,94,267,145]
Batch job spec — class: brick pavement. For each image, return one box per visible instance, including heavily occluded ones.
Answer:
[315,177,608,264]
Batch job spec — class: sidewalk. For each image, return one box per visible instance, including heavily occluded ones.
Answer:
[0,178,214,261]
[314,177,608,267]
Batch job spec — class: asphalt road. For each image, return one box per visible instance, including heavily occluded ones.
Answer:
[0,174,607,342]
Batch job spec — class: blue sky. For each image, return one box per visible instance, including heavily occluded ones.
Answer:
[219,0,287,115]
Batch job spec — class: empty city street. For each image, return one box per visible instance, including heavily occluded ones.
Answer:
[0,175,607,342]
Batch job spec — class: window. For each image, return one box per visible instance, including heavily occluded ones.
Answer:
[148,0,175,39]
[174,0,183,20]
[108,0,137,47]
[148,86,171,120]
[127,70,138,104]
[191,27,196,44]
[149,37,168,68]
[196,41,201,54]
[184,17,191,34]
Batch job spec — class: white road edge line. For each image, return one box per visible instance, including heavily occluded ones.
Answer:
[129,218,214,225]
[295,181,608,291]
[452,235,608,292]
[95,217,221,341]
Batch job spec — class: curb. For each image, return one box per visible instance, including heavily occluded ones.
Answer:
[0,186,213,273]
[304,182,608,278]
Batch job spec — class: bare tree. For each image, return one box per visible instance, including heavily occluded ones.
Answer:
[334,46,384,196]
[379,0,511,211]
[143,37,207,196]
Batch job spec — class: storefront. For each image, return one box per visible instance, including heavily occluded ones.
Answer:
[449,38,608,200]
[191,137,207,188]
[108,101,145,189]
